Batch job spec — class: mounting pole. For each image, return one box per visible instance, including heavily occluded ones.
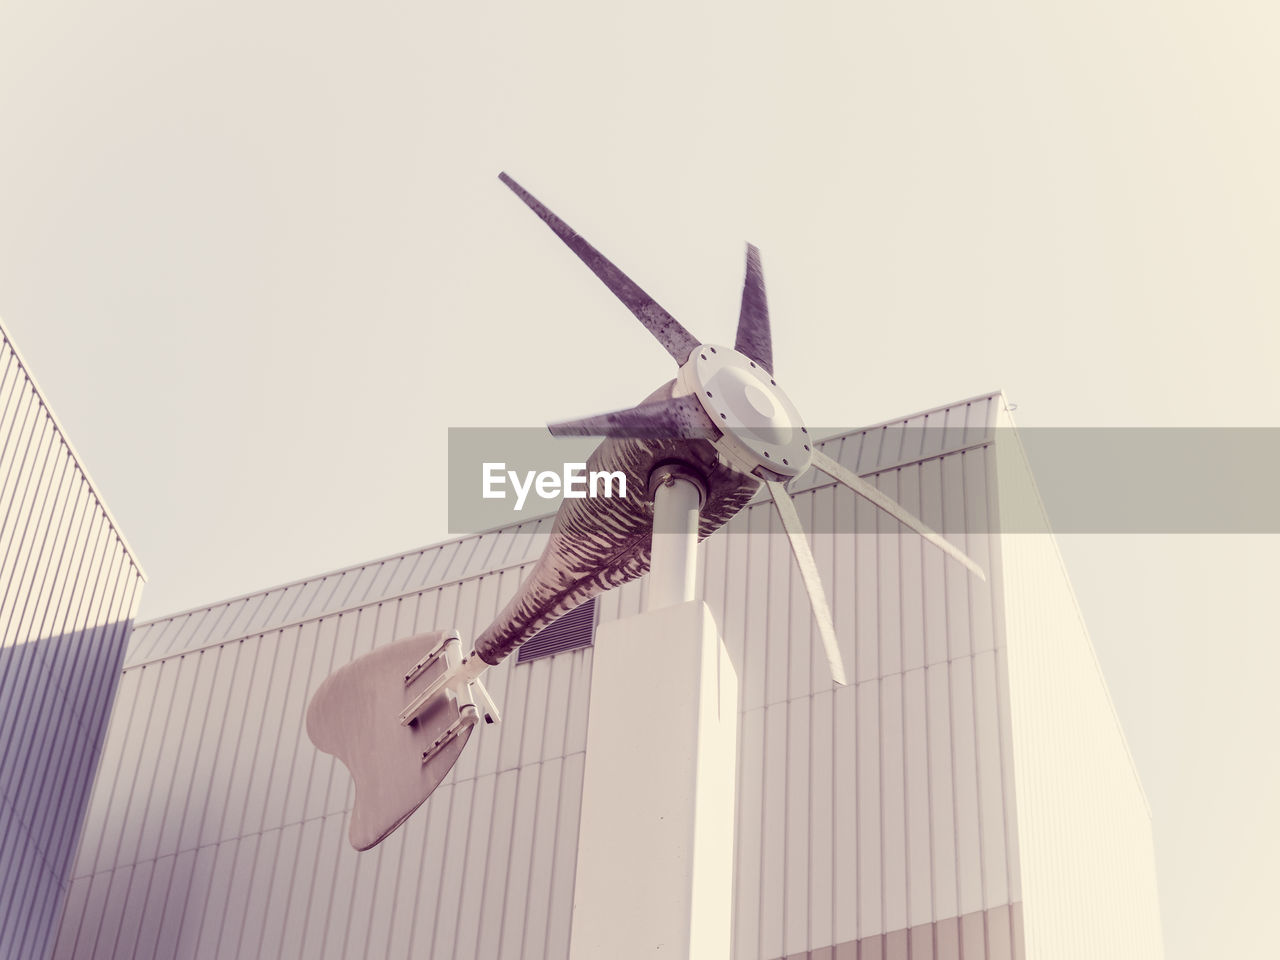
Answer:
[571,465,735,960]
[647,467,703,611]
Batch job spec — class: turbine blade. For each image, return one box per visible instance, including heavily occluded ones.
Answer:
[548,394,718,440]
[499,172,701,365]
[734,244,772,374]
[809,448,987,581]
[765,480,848,686]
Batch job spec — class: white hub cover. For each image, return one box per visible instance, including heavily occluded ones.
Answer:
[680,344,812,479]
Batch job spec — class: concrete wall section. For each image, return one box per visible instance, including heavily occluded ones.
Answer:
[994,404,1164,960]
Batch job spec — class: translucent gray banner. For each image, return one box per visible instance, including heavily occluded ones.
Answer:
[447,427,1280,534]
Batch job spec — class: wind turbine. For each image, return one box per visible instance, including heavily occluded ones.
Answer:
[306,173,984,851]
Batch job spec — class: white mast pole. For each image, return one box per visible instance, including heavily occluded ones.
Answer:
[570,466,738,960]
[647,473,701,611]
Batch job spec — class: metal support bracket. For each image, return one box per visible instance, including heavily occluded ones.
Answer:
[422,703,481,764]
[472,677,501,725]
[399,630,500,731]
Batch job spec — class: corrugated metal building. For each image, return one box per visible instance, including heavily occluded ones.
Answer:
[0,320,147,960]
[51,391,1164,959]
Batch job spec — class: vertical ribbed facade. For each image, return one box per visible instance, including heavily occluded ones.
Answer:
[50,392,1162,959]
[52,521,591,960]
[718,395,1019,960]
[0,321,146,960]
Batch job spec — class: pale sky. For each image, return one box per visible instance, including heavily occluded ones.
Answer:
[2,2,1277,956]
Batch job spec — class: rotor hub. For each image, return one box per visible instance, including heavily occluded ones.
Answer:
[681,344,811,479]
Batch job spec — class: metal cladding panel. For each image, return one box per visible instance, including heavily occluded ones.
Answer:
[53,567,591,960]
[993,406,1165,960]
[717,394,1024,960]
[52,391,1079,960]
[0,323,145,960]
[123,515,554,667]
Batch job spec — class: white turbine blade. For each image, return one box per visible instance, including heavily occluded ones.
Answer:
[809,448,987,581]
[764,481,848,686]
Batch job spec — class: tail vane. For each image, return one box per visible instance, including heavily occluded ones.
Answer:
[306,631,478,851]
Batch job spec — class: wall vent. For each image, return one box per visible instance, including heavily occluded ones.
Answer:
[516,597,597,663]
